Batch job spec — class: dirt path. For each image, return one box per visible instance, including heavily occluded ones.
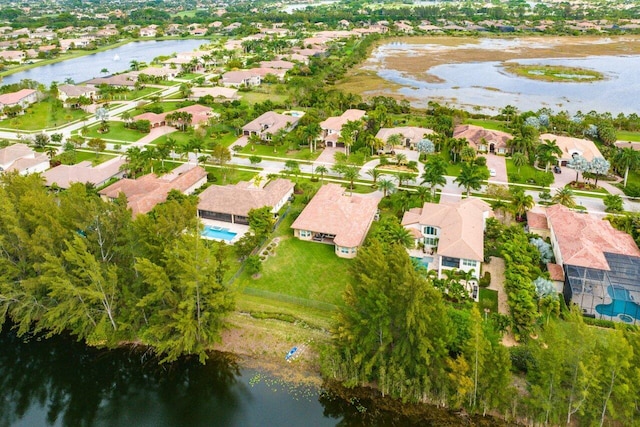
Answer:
[483,256,519,346]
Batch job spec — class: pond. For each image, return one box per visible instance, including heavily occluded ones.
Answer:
[363,37,640,115]
[1,39,208,87]
[0,327,503,427]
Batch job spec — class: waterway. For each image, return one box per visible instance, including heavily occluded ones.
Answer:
[364,37,640,115]
[0,328,499,427]
[1,39,208,87]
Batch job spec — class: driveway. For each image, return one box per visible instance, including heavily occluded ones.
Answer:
[483,154,508,185]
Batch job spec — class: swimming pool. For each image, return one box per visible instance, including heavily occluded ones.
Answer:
[411,256,433,269]
[595,286,640,322]
[201,225,237,242]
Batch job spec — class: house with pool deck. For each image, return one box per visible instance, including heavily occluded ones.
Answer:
[533,204,640,324]
[402,198,491,286]
[291,183,380,259]
[197,178,294,226]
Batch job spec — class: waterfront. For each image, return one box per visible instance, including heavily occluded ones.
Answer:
[0,39,208,87]
[355,36,640,115]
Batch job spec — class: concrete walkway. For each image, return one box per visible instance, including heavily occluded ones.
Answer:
[131,126,176,147]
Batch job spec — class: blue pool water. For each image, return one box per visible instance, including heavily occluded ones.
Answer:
[201,225,237,241]
[595,286,640,322]
[411,256,433,269]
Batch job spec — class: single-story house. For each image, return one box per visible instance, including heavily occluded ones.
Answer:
[242,111,300,140]
[131,67,178,81]
[291,183,380,259]
[541,204,640,323]
[99,163,206,217]
[0,89,38,109]
[85,73,138,89]
[259,60,295,70]
[197,178,294,225]
[539,133,603,164]
[453,124,513,154]
[133,104,214,129]
[221,70,261,88]
[43,156,126,189]
[375,126,435,149]
[249,67,287,81]
[402,198,492,283]
[0,50,26,63]
[319,109,366,148]
[0,143,49,175]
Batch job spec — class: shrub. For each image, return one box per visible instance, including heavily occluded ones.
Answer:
[479,271,492,288]
[206,172,217,182]
[249,155,262,164]
[474,156,487,167]
[379,156,389,166]
[622,183,640,198]
[406,160,418,171]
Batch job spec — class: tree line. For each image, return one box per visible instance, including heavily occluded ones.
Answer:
[0,173,234,363]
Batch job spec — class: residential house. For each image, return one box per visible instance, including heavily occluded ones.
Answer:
[133,104,214,129]
[453,124,513,154]
[221,70,261,87]
[291,183,380,259]
[319,109,366,148]
[375,126,435,150]
[85,73,138,89]
[249,67,287,81]
[539,133,603,164]
[197,178,294,225]
[131,66,178,81]
[402,198,492,284]
[242,111,300,140]
[259,60,295,70]
[57,84,97,105]
[540,204,640,323]
[99,163,207,217]
[526,208,550,239]
[0,50,26,63]
[0,89,38,109]
[0,143,49,175]
[139,26,157,37]
[43,156,126,189]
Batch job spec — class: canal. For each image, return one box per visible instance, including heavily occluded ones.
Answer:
[1,39,208,87]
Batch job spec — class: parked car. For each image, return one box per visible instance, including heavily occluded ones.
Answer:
[553,165,562,174]
[489,168,497,177]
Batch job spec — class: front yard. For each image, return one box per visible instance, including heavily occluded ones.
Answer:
[83,121,147,142]
[0,99,87,130]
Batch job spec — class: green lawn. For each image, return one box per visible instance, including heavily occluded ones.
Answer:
[235,237,350,306]
[108,87,163,101]
[58,150,116,165]
[617,131,640,143]
[240,143,320,161]
[439,151,464,176]
[0,100,87,130]
[505,158,554,185]
[84,121,147,142]
[240,90,288,106]
[129,101,193,116]
[203,165,257,185]
[464,119,506,131]
[479,288,499,314]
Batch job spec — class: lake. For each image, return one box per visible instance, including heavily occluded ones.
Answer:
[1,39,208,87]
[0,327,496,427]
[362,37,640,115]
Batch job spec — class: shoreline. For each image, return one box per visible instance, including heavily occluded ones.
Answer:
[0,36,212,81]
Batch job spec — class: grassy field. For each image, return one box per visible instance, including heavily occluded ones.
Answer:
[505,158,546,184]
[617,131,640,142]
[240,90,288,105]
[203,165,257,185]
[84,121,146,142]
[479,288,499,314]
[67,151,116,165]
[129,101,190,116]
[108,87,163,102]
[465,119,506,131]
[240,143,320,161]
[235,237,350,307]
[0,100,87,130]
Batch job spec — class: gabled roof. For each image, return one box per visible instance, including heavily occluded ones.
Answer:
[319,109,366,132]
[242,111,299,135]
[375,126,435,142]
[291,183,379,247]
[58,84,95,97]
[402,198,491,261]
[198,178,294,217]
[546,204,640,270]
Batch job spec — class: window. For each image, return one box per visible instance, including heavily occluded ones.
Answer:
[299,230,311,237]
[442,257,460,268]
[423,226,437,236]
[424,237,437,246]
[462,259,477,268]
[340,247,349,254]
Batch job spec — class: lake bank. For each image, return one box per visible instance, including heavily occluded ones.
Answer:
[336,34,640,115]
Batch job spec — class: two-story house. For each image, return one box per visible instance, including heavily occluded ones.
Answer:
[242,111,300,141]
[318,109,366,148]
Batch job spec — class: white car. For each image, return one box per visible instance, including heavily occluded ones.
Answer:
[489,168,497,177]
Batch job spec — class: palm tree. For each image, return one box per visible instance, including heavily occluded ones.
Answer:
[421,155,448,197]
[501,105,518,125]
[366,168,381,184]
[395,153,407,166]
[45,145,58,160]
[551,187,577,208]
[615,147,640,188]
[386,133,403,151]
[536,139,562,172]
[378,178,396,197]
[396,172,415,187]
[415,186,431,204]
[447,137,468,163]
[302,123,321,152]
[129,60,140,71]
[388,226,414,249]
[342,166,360,191]
[455,163,484,196]
[248,133,261,152]
[315,165,328,182]
[338,120,362,156]
[510,188,535,221]
[460,146,476,163]
[511,152,527,174]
